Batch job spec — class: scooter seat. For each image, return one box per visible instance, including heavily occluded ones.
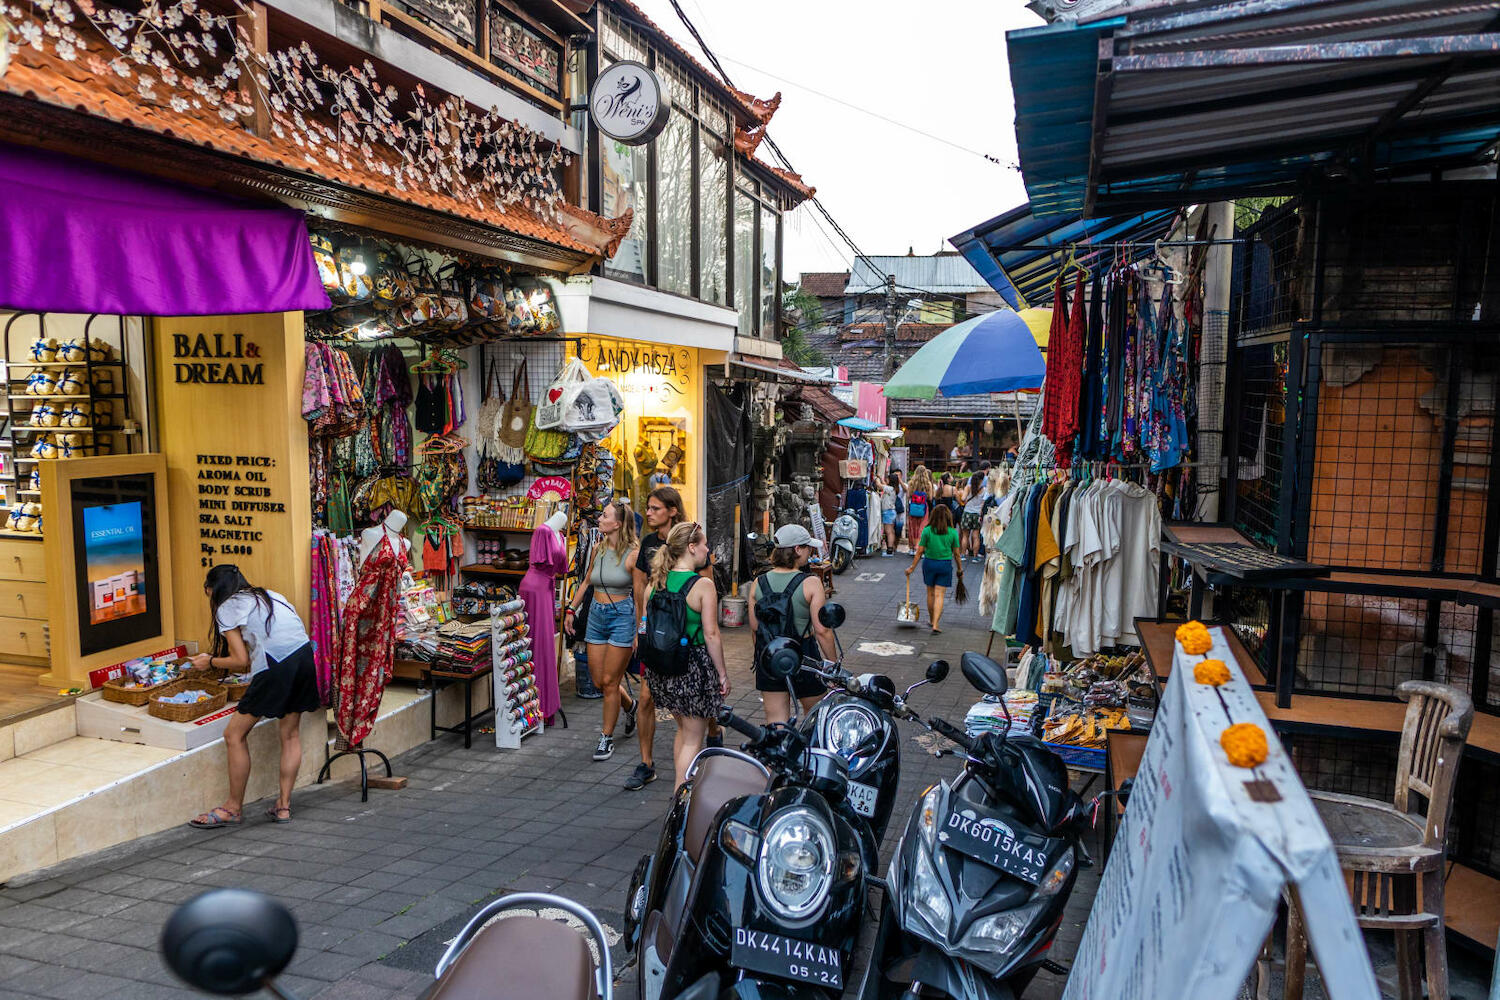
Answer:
[426,915,596,1000]
[685,754,769,864]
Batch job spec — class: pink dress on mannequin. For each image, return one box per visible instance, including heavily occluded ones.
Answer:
[520,522,567,721]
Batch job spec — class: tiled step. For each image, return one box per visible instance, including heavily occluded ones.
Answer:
[0,681,480,883]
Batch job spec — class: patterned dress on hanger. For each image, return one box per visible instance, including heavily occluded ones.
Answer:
[335,532,408,746]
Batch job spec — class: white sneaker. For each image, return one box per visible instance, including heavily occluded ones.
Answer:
[593,733,615,761]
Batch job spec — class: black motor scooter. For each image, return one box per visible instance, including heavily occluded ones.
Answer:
[795,602,950,857]
[623,646,869,1000]
[857,652,1099,1000]
[159,888,614,999]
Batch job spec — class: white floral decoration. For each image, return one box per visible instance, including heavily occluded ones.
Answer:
[9,0,571,222]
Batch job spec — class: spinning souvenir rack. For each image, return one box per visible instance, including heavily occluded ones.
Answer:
[489,598,541,748]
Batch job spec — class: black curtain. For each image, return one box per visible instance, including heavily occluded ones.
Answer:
[705,382,753,589]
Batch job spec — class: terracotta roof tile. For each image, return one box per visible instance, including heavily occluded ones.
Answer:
[3,35,607,258]
[798,272,849,299]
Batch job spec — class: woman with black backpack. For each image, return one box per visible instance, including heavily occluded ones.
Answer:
[748,524,839,725]
[639,521,729,790]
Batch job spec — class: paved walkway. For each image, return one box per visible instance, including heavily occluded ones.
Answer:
[0,556,1084,1000]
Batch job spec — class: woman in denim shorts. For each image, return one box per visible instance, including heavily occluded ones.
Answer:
[565,499,640,762]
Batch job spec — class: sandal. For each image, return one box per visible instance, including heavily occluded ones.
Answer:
[265,804,292,824]
[189,806,242,829]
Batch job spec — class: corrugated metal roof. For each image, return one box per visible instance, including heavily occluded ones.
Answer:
[951,202,1179,307]
[1006,0,1500,217]
[846,254,992,295]
[892,393,1040,420]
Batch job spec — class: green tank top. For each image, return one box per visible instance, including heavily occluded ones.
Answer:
[665,570,705,644]
[762,570,812,637]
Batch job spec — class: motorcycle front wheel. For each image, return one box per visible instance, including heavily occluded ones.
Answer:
[832,547,852,574]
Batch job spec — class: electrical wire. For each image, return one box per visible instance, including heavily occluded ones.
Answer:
[656,0,881,277]
[715,55,1018,168]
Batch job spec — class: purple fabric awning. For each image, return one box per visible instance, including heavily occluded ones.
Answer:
[0,142,331,316]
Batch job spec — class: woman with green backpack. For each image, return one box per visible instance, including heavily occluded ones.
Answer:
[639,521,729,790]
[748,524,839,725]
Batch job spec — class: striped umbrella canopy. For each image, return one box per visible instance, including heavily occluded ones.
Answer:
[882,309,1046,399]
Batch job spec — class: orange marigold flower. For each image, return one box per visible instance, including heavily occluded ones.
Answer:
[1194,659,1231,686]
[1175,621,1208,643]
[1220,723,1268,768]
[1178,625,1213,656]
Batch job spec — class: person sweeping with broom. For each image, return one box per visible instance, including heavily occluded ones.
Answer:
[905,503,966,634]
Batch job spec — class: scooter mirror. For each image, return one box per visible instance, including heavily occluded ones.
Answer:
[925,659,950,684]
[161,889,298,995]
[960,651,1009,696]
[818,603,846,629]
[765,637,802,680]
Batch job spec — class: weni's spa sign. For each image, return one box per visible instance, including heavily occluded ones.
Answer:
[171,333,265,385]
[589,60,669,145]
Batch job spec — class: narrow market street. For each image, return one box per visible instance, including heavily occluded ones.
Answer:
[0,564,1094,1000]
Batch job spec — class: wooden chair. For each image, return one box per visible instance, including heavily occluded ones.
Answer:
[1284,680,1474,1000]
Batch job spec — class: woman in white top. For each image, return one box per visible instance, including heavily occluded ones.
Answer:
[187,564,317,829]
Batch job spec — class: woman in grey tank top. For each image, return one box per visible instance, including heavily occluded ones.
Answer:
[565,500,639,762]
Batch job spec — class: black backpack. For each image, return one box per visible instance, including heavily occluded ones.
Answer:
[640,574,698,677]
[755,572,808,668]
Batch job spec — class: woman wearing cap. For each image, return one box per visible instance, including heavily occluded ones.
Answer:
[748,524,838,724]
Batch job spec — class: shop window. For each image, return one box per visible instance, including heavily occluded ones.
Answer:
[760,205,778,338]
[734,187,757,336]
[602,133,649,283]
[698,132,728,306]
[656,112,694,297]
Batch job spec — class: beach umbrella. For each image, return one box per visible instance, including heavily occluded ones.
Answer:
[882,309,1046,399]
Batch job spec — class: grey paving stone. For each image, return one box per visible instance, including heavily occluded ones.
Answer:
[328,929,409,961]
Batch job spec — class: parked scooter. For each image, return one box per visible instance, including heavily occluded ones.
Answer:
[829,508,860,574]
[857,652,1098,1000]
[796,630,950,856]
[623,646,868,1000]
[160,887,614,999]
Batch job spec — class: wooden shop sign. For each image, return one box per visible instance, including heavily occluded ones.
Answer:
[171,332,265,385]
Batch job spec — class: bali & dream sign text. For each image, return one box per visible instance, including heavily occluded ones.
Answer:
[172,333,264,385]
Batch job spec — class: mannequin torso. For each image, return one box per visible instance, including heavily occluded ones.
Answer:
[360,510,411,566]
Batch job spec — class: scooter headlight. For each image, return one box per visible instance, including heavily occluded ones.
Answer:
[958,848,1074,958]
[824,705,880,773]
[909,844,950,935]
[757,808,834,921]
[916,786,941,847]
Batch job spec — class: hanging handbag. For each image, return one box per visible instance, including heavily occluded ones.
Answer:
[525,412,571,462]
[518,277,561,336]
[433,262,471,330]
[310,234,347,304]
[536,357,591,430]
[496,358,531,464]
[337,246,374,304]
[469,268,510,321]
[562,371,624,442]
[503,281,539,335]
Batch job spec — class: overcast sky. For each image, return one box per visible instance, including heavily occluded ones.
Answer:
[627,0,1045,279]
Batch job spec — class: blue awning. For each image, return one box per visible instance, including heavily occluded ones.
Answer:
[1005,1,1500,217]
[837,416,883,432]
[951,203,1178,308]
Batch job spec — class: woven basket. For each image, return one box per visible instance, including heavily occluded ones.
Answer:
[147,679,227,722]
[202,668,253,701]
[101,672,180,706]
